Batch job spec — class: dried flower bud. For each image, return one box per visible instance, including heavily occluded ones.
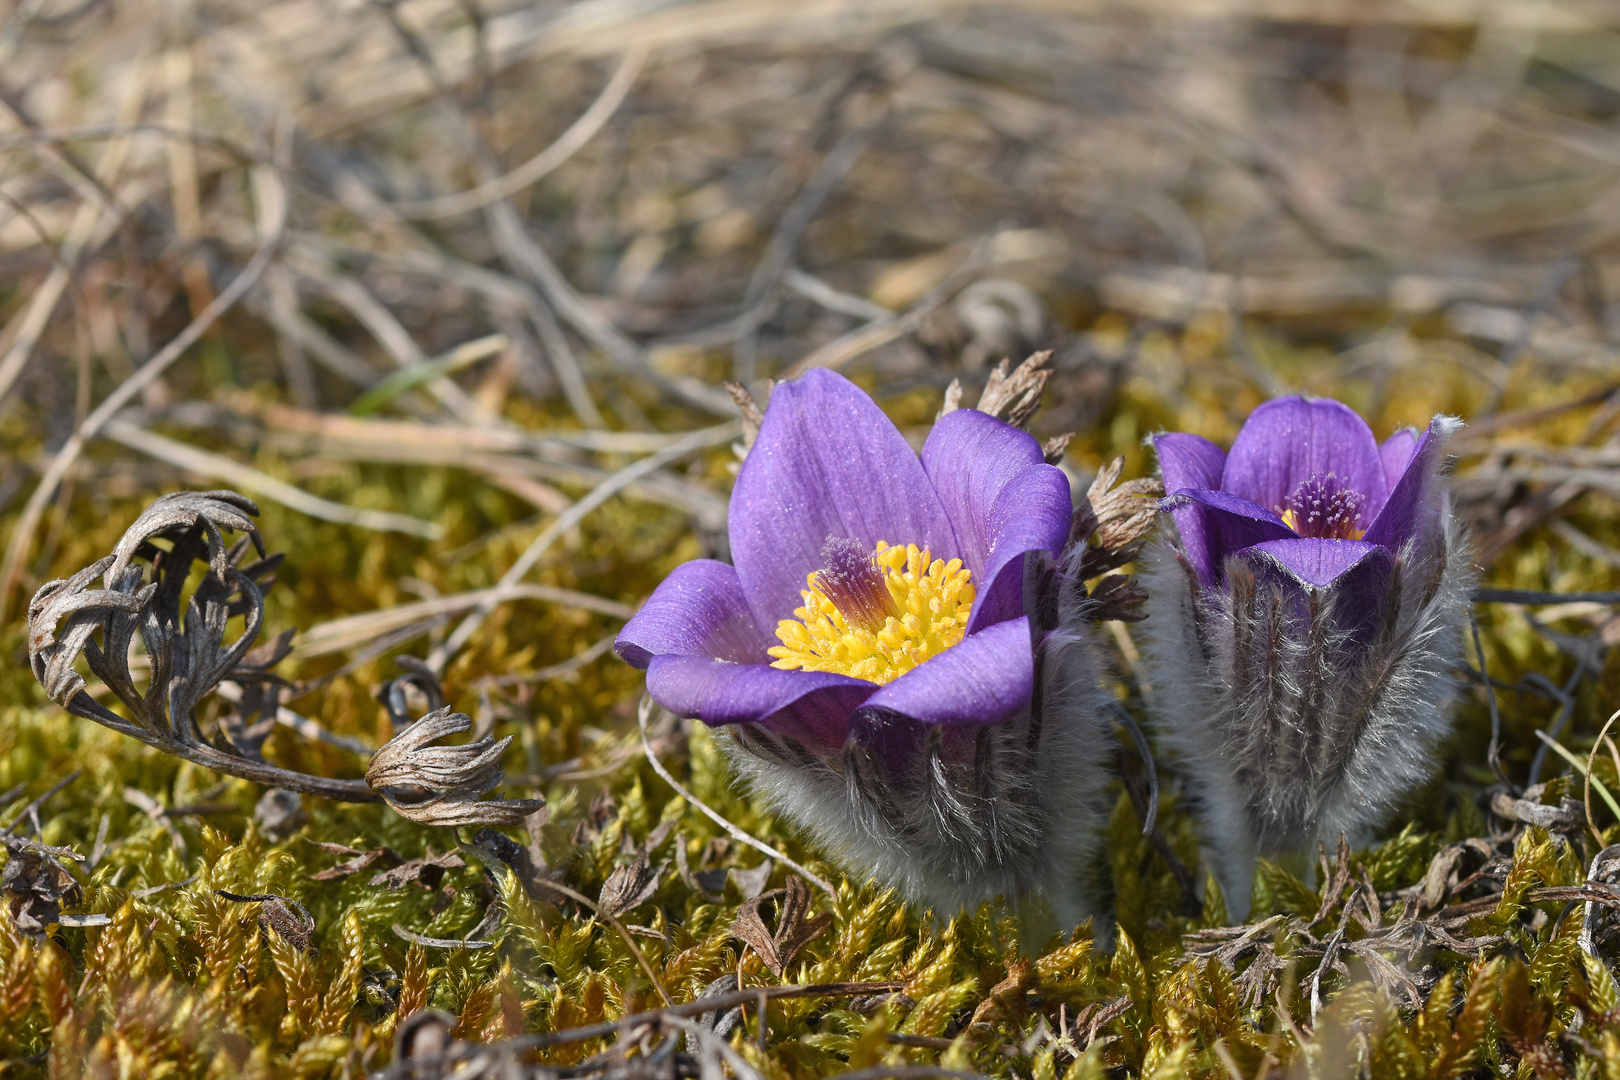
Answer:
[366,707,543,828]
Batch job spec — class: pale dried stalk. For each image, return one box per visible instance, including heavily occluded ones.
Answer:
[102,417,444,539]
[294,586,634,660]
[637,696,834,898]
[425,422,738,673]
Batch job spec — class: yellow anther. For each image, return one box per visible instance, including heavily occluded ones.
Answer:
[1280,507,1366,541]
[767,540,975,685]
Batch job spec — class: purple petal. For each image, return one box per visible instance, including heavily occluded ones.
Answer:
[852,616,1034,731]
[1159,488,1296,587]
[730,368,959,636]
[616,559,766,669]
[1237,537,1386,589]
[1236,538,1396,647]
[971,464,1072,632]
[1363,415,1461,551]
[645,655,870,750]
[1152,433,1228,593]
[1153,431,1226,492]
[1223,396,1389,523]
[921,409,1071,632]
[1379,428,1420,490]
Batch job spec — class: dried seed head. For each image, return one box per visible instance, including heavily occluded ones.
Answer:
[366,707,544,828]
[3,839,82,941]
[1065,457,1162,621]
[975,350,1053,429]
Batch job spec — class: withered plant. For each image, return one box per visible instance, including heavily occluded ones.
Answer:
[26,489,540,827]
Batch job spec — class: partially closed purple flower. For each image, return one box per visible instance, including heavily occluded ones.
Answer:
[1143,396,1472,920]
[618,368,1115,924]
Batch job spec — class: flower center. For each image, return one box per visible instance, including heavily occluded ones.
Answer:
[1279,473,1366,540]
[767,537,974,685]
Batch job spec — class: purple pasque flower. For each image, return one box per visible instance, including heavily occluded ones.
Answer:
[617,367,1115,924]
[1142,395,1472,921]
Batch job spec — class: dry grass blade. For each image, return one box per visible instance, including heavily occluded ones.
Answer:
[385,43,649,220]
[292,586,633,660]
[392,923,494,950]
[425,422,737,673]
[290,255,496,425]
[783,233,997,378]
[101,418,444,539]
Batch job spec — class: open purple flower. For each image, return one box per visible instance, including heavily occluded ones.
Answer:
[618,367,1117,923]
[1142,396,1472,920]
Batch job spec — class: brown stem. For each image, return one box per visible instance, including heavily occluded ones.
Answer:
[69,691,381,803]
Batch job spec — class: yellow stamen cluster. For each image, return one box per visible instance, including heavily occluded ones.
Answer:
[768,541,974,685]
[1279,508,1366,540]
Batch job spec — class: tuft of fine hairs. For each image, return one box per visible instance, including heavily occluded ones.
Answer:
[1140,494,1475,921]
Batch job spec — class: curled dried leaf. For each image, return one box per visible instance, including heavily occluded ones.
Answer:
[371,850,465,890]
[310,844,403,882]
[731,875,831,978]
[25,489,378,804]
[599,850,668,918]
[365,707,544,827]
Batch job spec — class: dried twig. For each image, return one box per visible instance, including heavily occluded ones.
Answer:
[102,418,443,538]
